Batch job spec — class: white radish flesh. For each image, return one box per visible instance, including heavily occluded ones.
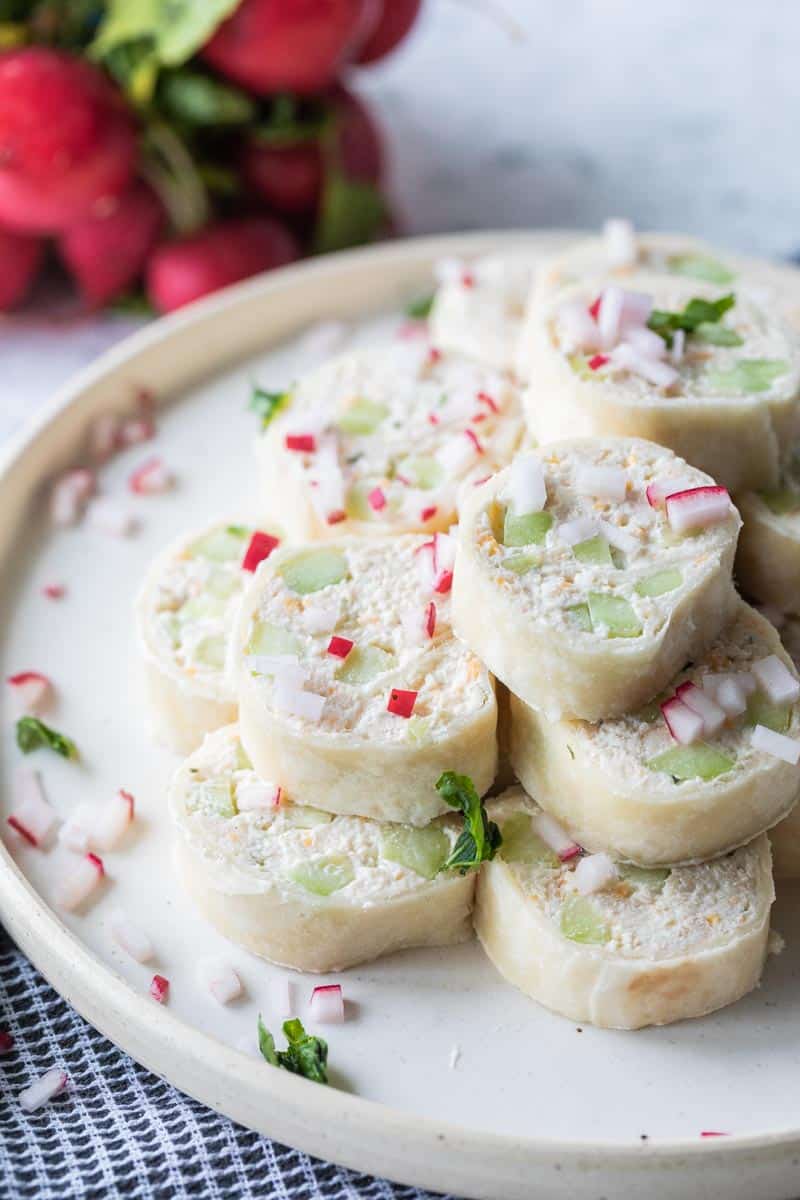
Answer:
[661,697,703,745]
[206,965,242,1005]
[237,782,281,811]
[603,218,637,268]
[531,811,580,860]
[752,724,800,765]
[8,769,56,847]
[665,487,732,534]
[751,655,800,705]
[92,790,134,851]
[110,911,153,963]
[6,672,52,715]
[55,854,104,911]
[507,453,546,513]
[309,984,345,1024]
[573,852,618,895]
[676,682,726,737]
[19,1068,67,1112]
[574,466,627,502]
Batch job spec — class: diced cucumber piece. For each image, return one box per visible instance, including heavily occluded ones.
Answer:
[559,895,610,945]
[246,621,301,658]
[337,399,388,435]
[667,254,735,285]
[206,570,240,601]
[759,488,800,516]
[180,591,229,623]
[617,863,671,891]
[381,825,450,880]
[281,805,335,828]
[634,568,683,598]
[504,552,540,576]
[406,715,431,743]
[500,812,560,867]
[288,855,354,896]
[503,509,553,547]
[573,535,613,566]
[587,593,642,638]
[194,635,227,669]
[336,644,395,684]
[396,455,444,491]
[695,322,743,347]
[188,526,249,562]
[747,692,791,733]
[189,778,236,818]
[647,743,735,781]
[707,359,789,394]
[568,353,593,380]
[234,741,253,771]
[279,548,348,594]
[345,483,373,521]
[567,602,593,632]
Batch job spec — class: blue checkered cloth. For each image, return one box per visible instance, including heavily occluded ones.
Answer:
[0,926,450,1200]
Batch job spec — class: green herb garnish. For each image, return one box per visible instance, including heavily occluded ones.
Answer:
[405,294,434,320]
[16,717,77,760]
[647,293,735,348]
[436,771,501,874]
[258,1016,328,1084]
[250,385,290,429]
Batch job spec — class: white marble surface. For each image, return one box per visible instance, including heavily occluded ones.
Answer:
[2,0,798,425]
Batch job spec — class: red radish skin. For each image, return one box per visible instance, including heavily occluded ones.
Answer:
[327,636,354,658]
[285,433,316,453]
[424,601,436,638]
[464,428,483,455]
[0,49,136,233]
[150,975,169,1004]
[660,696,703,745]
[588,296,601,320]
[588,354,609,371]
[309,983,345,1024]
[355,0,422,63]
[367,486,386,511]
[0,227,43,309]
[476,391,499,413]
[387,688,417,717]
[59,183,163,306]
[203,0,371,95]
[665,486,731,534]
[241,531,280,572]
[120,415,155,447]
[7,816,37,846]
[146,218,298,314]
[420,505,437,522]
[6,671,52,714]
[327,509,347,525]
[42,584,66,601]
[129,457,173,496]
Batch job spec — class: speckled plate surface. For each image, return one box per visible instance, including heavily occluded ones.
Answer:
[2,232,800,1200]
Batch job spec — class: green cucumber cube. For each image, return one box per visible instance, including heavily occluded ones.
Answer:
[337,399,388,435]
[281,805,335,828]
[194,634,227,669]
[504,552,540,576]
[617,863,671,891]
[587,592,642,637]
[500,812,560,867]
[573,535,613,566]
[647,743,735,781]
[337,644,395,684]
[634,568,683,598]
[189,526,250,562]
[559,895,610,945]
[246,621,301,658]
[747,692,791,733]
[381,825,450,880]
[567,603,593,632]
[396,455,444,491]
[503,509,553,547]
[279,548,348,594]
[288,855,355,896]
[190,778,236,818]
[707,359,789,394]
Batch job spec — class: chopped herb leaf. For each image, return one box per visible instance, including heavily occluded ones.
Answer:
[258,1016,328,1084]
[250,385,290,429]
[436,771,501,874]
[405,294,434,320]
[647,293,735,348]
[16,717,77,760]
[226,524,248,537]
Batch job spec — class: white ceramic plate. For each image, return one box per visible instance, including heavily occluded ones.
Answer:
[2,232,800,1200]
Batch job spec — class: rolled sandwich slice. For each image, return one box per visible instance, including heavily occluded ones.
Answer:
[256,343,524,541]
[510,602,800,866]
[475,786,775,1030]
[453,437,740,721]
[521,273,800,493]
[170,725,475,972]
[769,616,800,878]
[136,521,281,753]
[231,534,497,825]
[735,445,800,612]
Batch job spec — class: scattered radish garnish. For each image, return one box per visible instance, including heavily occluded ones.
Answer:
[110,910,153,963]
[588,296,601,320]
[119,415,155,446]
[603,218,637,268]
[597,519,638,554]
[751,724,800,765]
[420,505,438,523]
[270,977,292,1017]
[625,326,667,360]
[50,468,95,526]
[751,655,800,705]
[425,602,437,638]
[425,347,442,368]
[461,270,475,289]
[531,811,581,860]
[597,286,625,348]
[58,803,93,853]
[645,477,697,508]
[7,768,56,848]
[574,465,627,502]
[675,682,725,737]
[86,498,137,537]
[327,636,353,659]
[558,299,601,353]
[588,354,609,371]
[42,583,65,600]
[507,453,546,514]
[237,782,282,811]
[416,540,436,591]
[665,486,732,534]
[241,531,280,572]
[558,516,599,546]
[273,677,325,722]
[367,486,387,512]
[661,696,703,745]
[285,433,316,453]
[387,689,417,718]
[92,789,134,851]
[128,456,173,495]
[309,983,344,1024]
[611,342,678,388]
[55,853,104,911]
[89,413,121,462]
[6,671,52,715]
[464,428,483,455]
[476,391,499,413]
[206,964,242,1006]
[432,531,456,593]
[0,1030,13,1054]
[573,852,618,895]
[714,677,748,717]
[150,975,169,1004]
[19,1068,68,1113]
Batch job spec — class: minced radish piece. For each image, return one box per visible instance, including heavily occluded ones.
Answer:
[19,1067,67,1113]
[326,510,346,525]
[42,583,66,600]
[425,347,442,369]
[671,329,686,364]
[387,689,417,718]
[531,811,580,860]
[558,516,599,546]
[237,781,282,811]
[437,434,478,476]
[129,457,173,495]
[588,296,601,320]
[398,319,428,340]
[751,655,800,705]
[427,412,440,425]
[700,1131,728,1138]
[425,602,437,638]
[461,270,475,289]
[273,678,325,722]
[8,769,57,848]
[400,608,428,646]
[603,218,637,268]
[573,852,618,895]
[298,599,339,635]
[507,453,546,514]
[247,654,304,681]
[752,724,800,765]
[89,413,121,462]
[612,342,678,387]
[368,486,387,512]
[626,325,667,359]
[588,354,609,371]
[420,505,438,523]
[558,299,601,353]
[6,671,52,715]
[575,465,627,502]
[150,975,169,1004]
[431,532,456,594]
[464,428,483,455]
[645,477,697,508]
[120,415,155,446]
[206,965,242,1005]
[309,983,344,1024]
[619,290,654,330]
[242,531,280,572]
[86,498,137,537]
[327,636,353,659]
[285,433,316,453]
[665,486,731,534]
[0,1030,14,1054]
[675,682,726,737]
[661,696,703,745]
[58,803,93,853]
[597,286,625,348]
[110,910,153,963]
[597,519,638,554]
[715,677,748,717]
[55,853,104,911]
[92,789,135,852]
[270,977,292,1017]
[434,571,453,595]
[416,540,436,591]
[50,468,95,526]
[476,390,499,413]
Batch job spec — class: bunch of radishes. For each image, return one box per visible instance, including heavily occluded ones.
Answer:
[0,0,421,314]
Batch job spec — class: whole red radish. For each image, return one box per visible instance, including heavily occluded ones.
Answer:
[0,48,137,233]
[59,183,164,306]
[0,227,43,310]
[355,0,422,64]
[202,0,370,95]
[146,217,299,313]
[241,85,382,216]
